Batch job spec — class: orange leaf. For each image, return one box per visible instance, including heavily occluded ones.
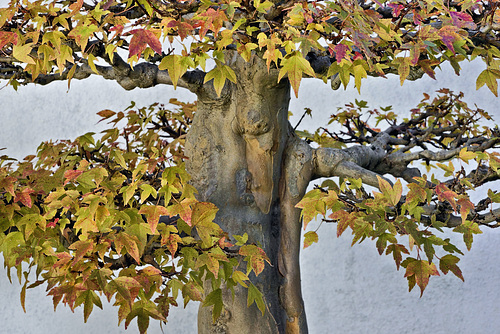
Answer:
[128,29,162,58]
[404,259,440,296]
[139,205,169,233]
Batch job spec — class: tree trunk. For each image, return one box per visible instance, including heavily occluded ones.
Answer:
[185,53,311,334]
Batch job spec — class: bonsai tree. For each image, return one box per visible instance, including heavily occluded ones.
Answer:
[0,0,499,333]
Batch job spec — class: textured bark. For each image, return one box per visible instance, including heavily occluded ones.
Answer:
[185,53,310,333]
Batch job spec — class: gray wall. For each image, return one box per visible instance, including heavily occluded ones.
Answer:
[1,61,499,333]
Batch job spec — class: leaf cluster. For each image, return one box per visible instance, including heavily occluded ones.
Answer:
[0,100,268,332]
[0,0,499,95]
[296,90,500,295]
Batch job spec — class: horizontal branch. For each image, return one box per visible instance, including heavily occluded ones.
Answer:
[0,54,206,92]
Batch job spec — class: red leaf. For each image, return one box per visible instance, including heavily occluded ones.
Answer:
[69,240,93,265]
[435,183,458,211]
[438,26,461,53]
[457,197,474,222]
[64,169,83,185]
[139,205,169,233]
[167,20,194,41]
[0,176,16,196]
[15,187,35,208]
[334,44,349,64]
[404,259,440,296]
[0,32,18,50]
[128,29,162,58]
[450,11,475,29]
[47,218,59,229]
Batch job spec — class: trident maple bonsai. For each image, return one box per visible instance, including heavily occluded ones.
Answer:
[1,0,499,333]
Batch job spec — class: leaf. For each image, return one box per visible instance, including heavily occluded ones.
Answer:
[333,44,349,63]
[437,25,461,53]
[12,44,35,65]
[231,270,249,288]
[439,254,464,281]
[295,189,326,229]
[64,170,84,185]
[0,31,18,50]
[128,29,162,58]
[68,240,93,265]
[435,183,458,212]
[459,147,476,163]
[203,288,224,322]
[403,259,440,296]
[247,283,265,315]
[14,187,35,208]
[239,245,270,276]
[158,55,194,89]
[203,62,237,97]
[329,210,353,237]
[278,52,315,98]
[385,244,409,270]
[114,233,142,265]
[303,231,318,248]
[139,205,169,233]
[476,69,500,97]
[457,197,474,223]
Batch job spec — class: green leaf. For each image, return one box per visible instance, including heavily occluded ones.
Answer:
[303,231,318,248]
[159,55,195,89]
[278,52,315,98]
[476,68,500,96]
[203,288,224,322]
[204,61,237,97]
[247,283,265,315]
[439,254,464,281]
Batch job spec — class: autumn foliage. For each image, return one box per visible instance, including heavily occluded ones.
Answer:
[0,101,269,331]
[1,0,500,332]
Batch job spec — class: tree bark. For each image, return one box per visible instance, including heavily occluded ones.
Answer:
[185,53,310,333]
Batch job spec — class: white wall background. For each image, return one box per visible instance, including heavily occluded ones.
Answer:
[1,60,499,334]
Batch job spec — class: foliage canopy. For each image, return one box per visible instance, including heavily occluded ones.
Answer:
[1,0,500,333]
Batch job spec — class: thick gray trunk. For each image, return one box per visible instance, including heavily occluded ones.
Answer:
[185,54,311,334]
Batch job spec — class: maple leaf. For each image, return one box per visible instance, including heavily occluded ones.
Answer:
[138,205,169,233]
[476,68,500,97]
[158,55,195,89]
[182,281,204,302]
[385,244,409,270]
[303,231,318,248]
[435,183,458,212]
[69,240,93,265]
[114,233,142,265]
[128,29,162,58]
[0,175,16,196]
[457,197,474,223]
[197,8,227,39]
[203,62,237,97]
[403,259,440,296]
[12,44,35,65]
[449,11,476,29]
[0,31,18,50]
[14,187,35,208]
[333,44,350,63]
[239,245,270,276]
[63,169,84,185]
[278,52,315,97]
[439,254,464,281]
[437,26,461,53]
[295,189,326,229]
[329,209,353,237]
[166,20,194,41]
